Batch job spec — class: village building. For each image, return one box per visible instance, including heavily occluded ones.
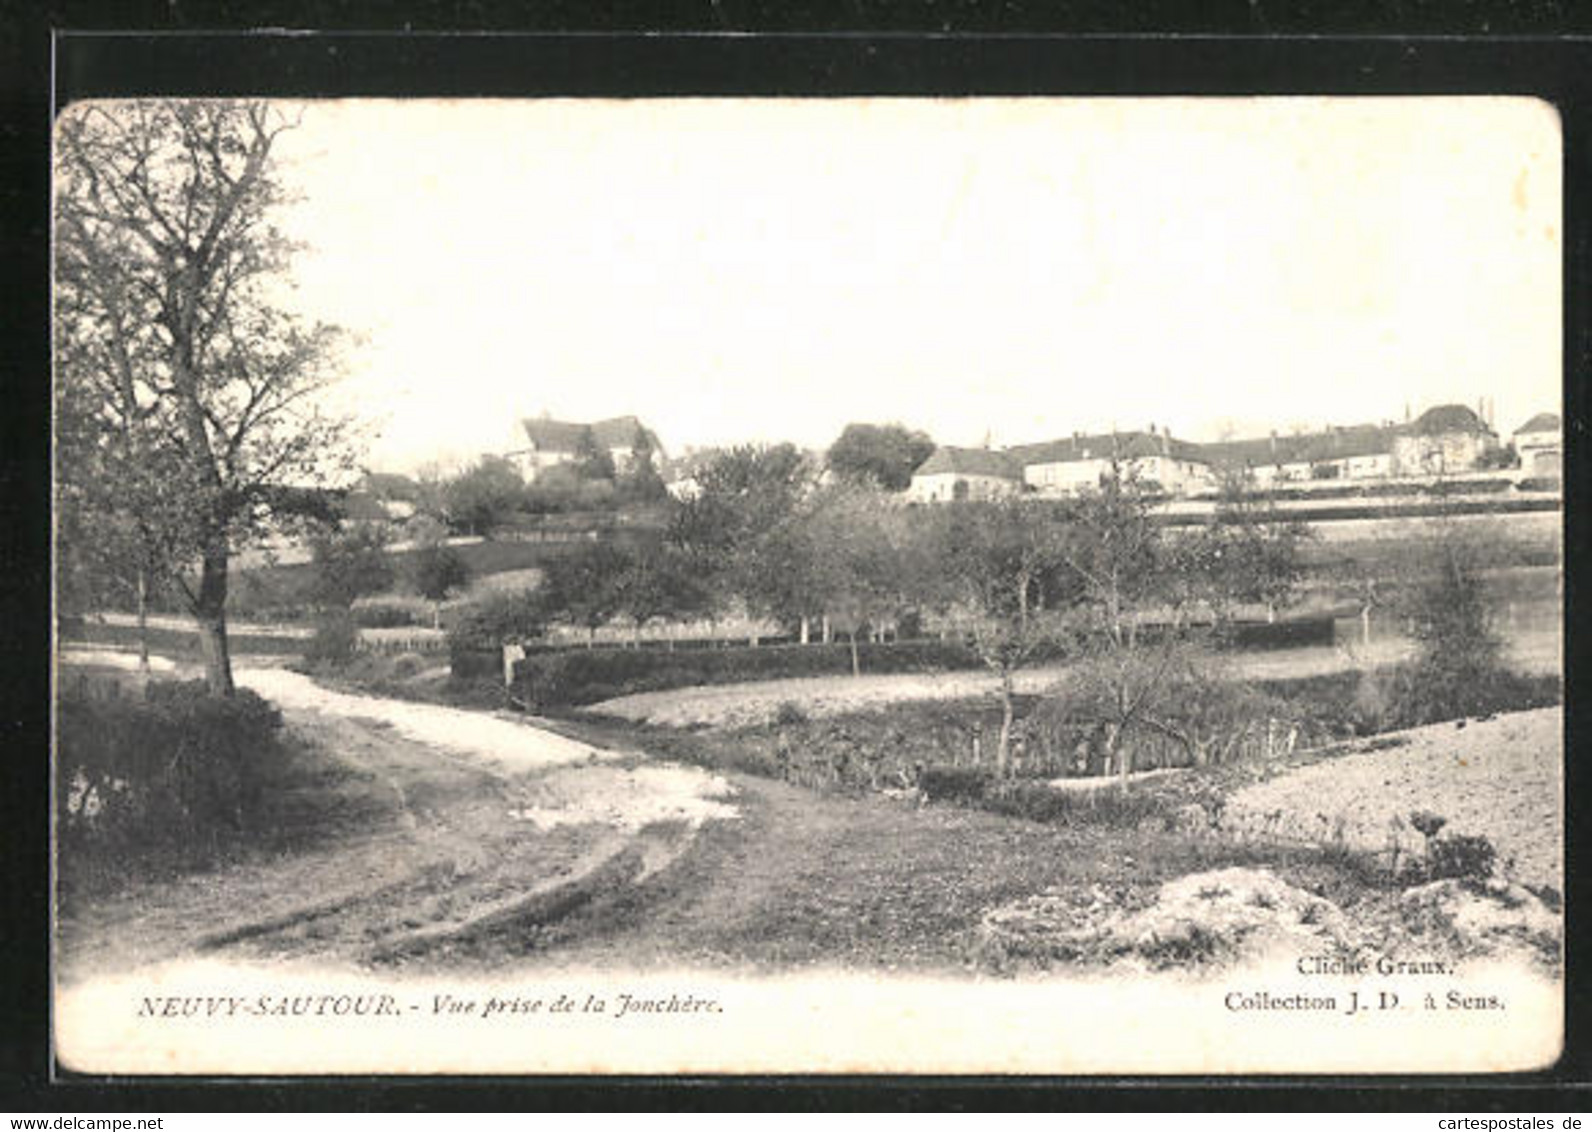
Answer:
[1512,412,1562,479]
[906,401,1510,504]
[1388,403,1500,477]
[1200,424,1399,486]
[905,446,1022,503]
[1009,428,1207,497]
[506,414,665,480]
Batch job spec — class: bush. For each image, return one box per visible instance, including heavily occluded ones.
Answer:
[918,764,994,805]
[1425,833,1498,883]
[309,522,395,609]
[773,700,808,727]
[303,611,359,665]
[57,681,285,851]
[1260,664,1560,737]
[447,590,547,652]
[1360,661,1560,731]
[1032,659,1334,775]
[408,542,470,607]
[390,652,428,679]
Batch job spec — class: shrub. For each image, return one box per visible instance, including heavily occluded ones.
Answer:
[303,610,359,665]
[57,681,285,851]
[1031,661,1331,775]
[1263,665,1560,737]
[309,522,395,609]
[390,652,428,679]
[447,590,547,651]
[1427,834,1497,883]
[918,764,994,805]
[408,541,471,607]
[1376,661,1559,730]
[773,700,808,727]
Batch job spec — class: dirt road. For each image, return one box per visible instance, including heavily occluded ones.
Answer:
[56,668,738,983]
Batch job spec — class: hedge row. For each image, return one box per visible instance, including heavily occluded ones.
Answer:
[515,640,983,708]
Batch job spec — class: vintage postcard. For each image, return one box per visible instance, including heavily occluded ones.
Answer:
[51,95,1563,1075]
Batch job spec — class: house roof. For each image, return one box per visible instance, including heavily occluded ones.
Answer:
[1198,423,1399,467]
[1196,435,1299,468]
[913,446,1021,479]
[1411,403,1490,437]
[1007,430,1204,467]
[1514,412,1560,435]
[520,415,661,454]
[1292,423,1398,462]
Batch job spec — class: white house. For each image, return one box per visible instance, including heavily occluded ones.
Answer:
[506,414,665,479]
[1390,404,1500,477]
[1010,429,1207,497]
[907,447,1022,503]
[1513,412,1561,478]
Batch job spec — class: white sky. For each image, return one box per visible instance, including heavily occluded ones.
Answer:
[269,97,1561,473]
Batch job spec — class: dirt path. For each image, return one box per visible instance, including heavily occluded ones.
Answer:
[56,669,739,983]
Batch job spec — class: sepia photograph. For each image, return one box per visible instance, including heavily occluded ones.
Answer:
[50,94,1564,1076]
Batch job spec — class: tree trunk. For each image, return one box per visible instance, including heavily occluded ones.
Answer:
[194,545,234,696]
[134,568,150,673]
[1360,605,1371,647]
[848,630,861,678]
[1109,723,1129,792]
[997,667,1015,776]
[433,602,442,631]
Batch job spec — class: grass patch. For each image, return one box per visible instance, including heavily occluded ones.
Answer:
[57,719,394,905]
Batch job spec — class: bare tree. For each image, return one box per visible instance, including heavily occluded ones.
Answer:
[54,101,354,694]
[1064,462,1310,786]
[934,497,1079,774]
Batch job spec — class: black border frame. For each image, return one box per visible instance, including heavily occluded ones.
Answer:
[6,22,1589,1112]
